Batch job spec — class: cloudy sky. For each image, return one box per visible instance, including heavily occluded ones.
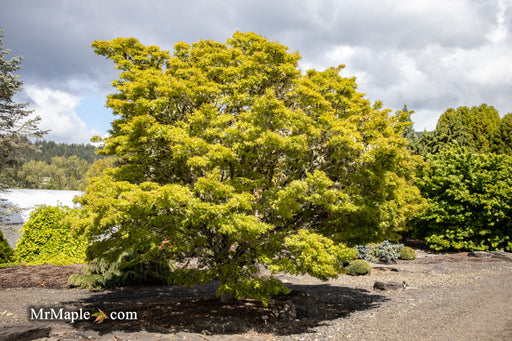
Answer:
[1,0,511,143]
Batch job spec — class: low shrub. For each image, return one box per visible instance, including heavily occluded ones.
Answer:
[68,249,175,289]
[345,259,371,276]
[0,229,14,263]
[355,240,403,264]
[0,262,19,269]
[399,246,416,260]
[15,206,87,265]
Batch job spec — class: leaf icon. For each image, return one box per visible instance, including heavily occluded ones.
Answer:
[92,308,109,324]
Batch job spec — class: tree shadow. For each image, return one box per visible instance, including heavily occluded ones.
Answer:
[61,281,389,337]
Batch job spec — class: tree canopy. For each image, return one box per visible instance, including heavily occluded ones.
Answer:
[77,32,425,303]
[417,104,502,155]
[16,156,89,190]
[492,113,512,155]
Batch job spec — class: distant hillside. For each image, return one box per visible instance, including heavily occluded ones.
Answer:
[22,140,103,164]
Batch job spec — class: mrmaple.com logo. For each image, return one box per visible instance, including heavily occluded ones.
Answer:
[29,307,138,324]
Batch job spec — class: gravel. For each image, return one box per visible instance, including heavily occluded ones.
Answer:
[0,251,511,340]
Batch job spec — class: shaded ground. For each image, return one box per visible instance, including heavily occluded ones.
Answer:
[0,264,388,336]
[1,251,511,340]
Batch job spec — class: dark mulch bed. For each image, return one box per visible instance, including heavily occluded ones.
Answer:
[0,263,388,335]
[0,264,85,289]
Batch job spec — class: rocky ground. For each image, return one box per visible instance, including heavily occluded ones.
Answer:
[0,250,511,340]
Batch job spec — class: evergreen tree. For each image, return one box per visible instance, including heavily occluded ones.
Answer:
[396,105,419,152]
[0,31,46,189]
[0,229,14,263]
[492,113,512,155]
[22,140,101,164]
[417,104,500,155]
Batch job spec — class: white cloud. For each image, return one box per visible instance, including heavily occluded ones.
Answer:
[24,86,100,143]
[3,0,512,136]
[312,0,512,131]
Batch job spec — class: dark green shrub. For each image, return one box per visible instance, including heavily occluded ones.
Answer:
[345,259,371,276]
[411,146,512,251]
[398,246,416,260]
[68,249,175,289]
[15,206,87,265]
[356,240,403,264]
[0,229,14,263]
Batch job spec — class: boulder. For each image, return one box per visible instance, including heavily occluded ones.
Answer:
[490,251,512,262]
[468,251,492,258]
[373,281,406,291]
[468,251,512,262]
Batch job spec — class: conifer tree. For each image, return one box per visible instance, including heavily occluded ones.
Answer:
[492,113,512,155]
[0,31,45,189]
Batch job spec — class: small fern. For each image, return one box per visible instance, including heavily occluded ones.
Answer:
[68,249,175,289]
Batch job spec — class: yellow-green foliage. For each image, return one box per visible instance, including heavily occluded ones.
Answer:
[16,206,87,265]
[76,32,425,304]
[345,259,372,276]
[0,229,14,263]
[398,246,416,260]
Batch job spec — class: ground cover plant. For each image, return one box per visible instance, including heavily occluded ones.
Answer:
[75,32,425,304]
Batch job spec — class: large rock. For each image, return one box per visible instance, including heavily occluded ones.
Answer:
[373,281,406,291]
[0,323,51,341]
[468,251,492,258]
[490,251,512,262]
[468,251,512,262]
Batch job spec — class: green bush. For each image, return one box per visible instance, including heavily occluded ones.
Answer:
[355,240,403,264]
[411,146,512,251]
[0,261,20,269]
[68,249,175,289]
[15,206,87,265]
[345,259,371,276]
[398,246,416,260]
[0,229,14,263]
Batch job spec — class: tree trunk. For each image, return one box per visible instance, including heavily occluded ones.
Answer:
[219,292,235,304]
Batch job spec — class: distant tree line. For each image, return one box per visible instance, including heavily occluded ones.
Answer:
[0,141,105,190]
[22,140,101,164]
